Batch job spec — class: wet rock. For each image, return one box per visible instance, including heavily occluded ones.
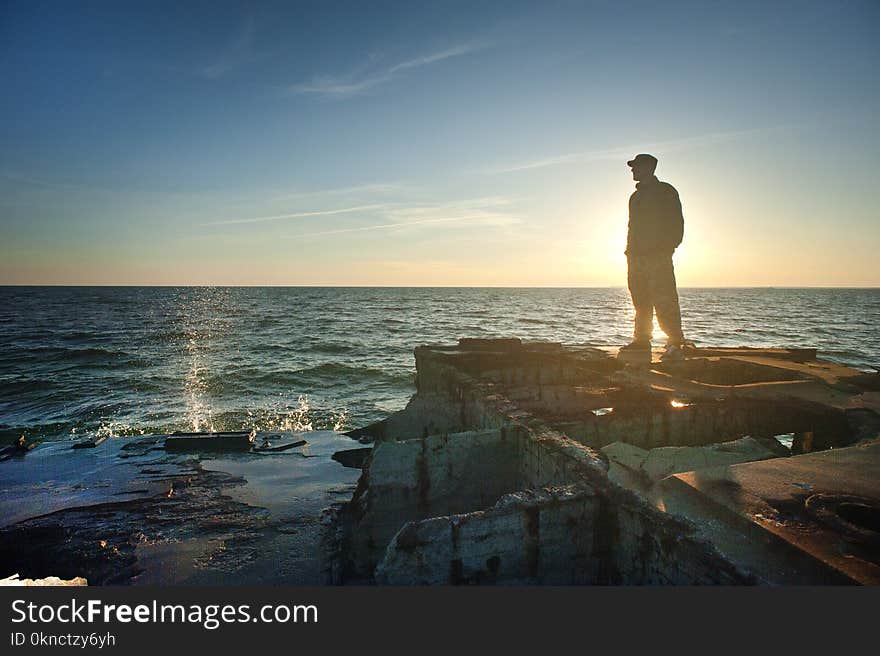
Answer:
[0,436,36,461]
[332,447,372,469]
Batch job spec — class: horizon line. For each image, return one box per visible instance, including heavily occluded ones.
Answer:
[1,284,878,290]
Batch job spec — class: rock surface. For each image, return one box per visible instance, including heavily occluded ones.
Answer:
[602,436,789,483]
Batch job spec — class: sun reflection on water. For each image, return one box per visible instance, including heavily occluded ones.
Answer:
[185,333,214,432]
[180,288,233,433]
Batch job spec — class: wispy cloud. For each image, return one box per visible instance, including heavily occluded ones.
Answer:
[201,203,390,226]
[286,42,488,98]
[289,197,522,238]
[266,182,408,204]
[199,15,258,79]
[483,127,771,174]
[200,195,520,240]
[198,13,289,80]
[388,196,512,217]
[291,214,492,238]
[0,170,93,191]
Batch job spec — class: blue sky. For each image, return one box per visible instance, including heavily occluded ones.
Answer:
[1,0,878,285]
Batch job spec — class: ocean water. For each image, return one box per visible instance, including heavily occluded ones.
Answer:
[1,286,878,443]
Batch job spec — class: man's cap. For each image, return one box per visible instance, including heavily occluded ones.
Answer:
[627,153,658,168]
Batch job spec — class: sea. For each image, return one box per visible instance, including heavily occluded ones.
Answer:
[1,286,878,443]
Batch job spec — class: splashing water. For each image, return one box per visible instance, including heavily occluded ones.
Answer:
[331,408,351,432]
[246,394,314,432]
[94,421,146,439]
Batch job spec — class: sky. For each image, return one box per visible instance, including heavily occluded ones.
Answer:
[1,0,878,286]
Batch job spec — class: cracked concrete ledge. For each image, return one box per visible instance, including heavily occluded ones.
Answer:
[332,338,880,585]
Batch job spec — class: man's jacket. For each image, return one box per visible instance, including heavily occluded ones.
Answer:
[626,176,684,256]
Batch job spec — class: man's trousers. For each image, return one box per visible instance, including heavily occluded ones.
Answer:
[626,252,684,344]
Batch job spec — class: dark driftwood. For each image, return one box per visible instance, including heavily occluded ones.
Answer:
[72,435,108,449]
[164,430,256,452]
[254,439,308,453]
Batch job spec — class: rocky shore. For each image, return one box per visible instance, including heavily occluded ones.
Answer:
[2,338,878,586]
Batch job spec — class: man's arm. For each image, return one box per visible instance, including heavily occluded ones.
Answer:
[625,192,636,254]
[662,184,684,251]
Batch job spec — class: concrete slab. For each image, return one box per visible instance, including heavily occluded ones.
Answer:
[658,439,880,584]
[339,338,880,584]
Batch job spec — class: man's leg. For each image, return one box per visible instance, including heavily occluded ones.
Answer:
[627,255,654,343]
[651,254,684,345]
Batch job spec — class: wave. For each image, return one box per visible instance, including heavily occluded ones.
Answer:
[256,363,414,387]
[306,342,358,354]
[246,341,358,356]
[165,362,414,400]
[0,378,61,394]
[3,345,149,367]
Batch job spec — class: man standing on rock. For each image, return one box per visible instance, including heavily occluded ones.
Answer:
[620,154,688,360]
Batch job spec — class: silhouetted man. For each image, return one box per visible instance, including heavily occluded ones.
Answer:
[620,154,686,359]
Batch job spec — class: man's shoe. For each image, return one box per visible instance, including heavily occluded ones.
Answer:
[661,339,695,361]
[620,339,651,352]
[661,343,683,361]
